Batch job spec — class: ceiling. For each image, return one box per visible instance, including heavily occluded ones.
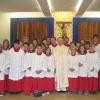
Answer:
[0,0,41,12]
[0,0,99,16]
[87,0,100,11]
[51,0,79,11]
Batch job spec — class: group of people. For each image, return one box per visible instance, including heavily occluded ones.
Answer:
[0,34,100,96]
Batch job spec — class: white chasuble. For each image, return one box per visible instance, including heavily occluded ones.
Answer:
[53,45,69,91]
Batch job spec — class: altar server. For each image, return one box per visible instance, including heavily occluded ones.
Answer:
[78,45,89,95]
[0,43,8,96]
[8,40,24,93]
[45,47,55,92]
[67,47,79,93]
[87,44,100,93]
[2,39,10,92]
[23,43,35,95]
[32,45,47,93]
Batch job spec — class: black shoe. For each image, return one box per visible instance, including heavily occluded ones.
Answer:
[15,92,22,94]
[33,90,43,97]
[57,91,66,93]
[10,92,21,95]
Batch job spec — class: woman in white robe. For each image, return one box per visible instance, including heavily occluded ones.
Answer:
[78,45,89,94]
[2,39,10,92]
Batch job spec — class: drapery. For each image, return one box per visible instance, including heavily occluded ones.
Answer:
[16,22,49,42]
[73,18,100,42]
[10,18,54,45]
[78,22,100,42]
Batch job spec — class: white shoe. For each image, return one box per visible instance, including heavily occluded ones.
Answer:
[0,94,4,96]
[0,92,4,96]
[42,92,50,96]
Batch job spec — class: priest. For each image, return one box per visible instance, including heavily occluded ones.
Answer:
[53,37,69,92]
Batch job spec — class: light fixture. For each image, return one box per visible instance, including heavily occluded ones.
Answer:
[34,0,42,11]
[76,0,83,13]
[47,0,52,12]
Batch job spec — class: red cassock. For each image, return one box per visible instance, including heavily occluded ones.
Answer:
[88,77,98,92]
[23,74,54,94]
[32,77,47,92]
[0,80,5,93]
[68,78,78,92]
[78,77,88,91]
[8,79,23,92]
[4,75,9,92]
[23,77,33,95]
[44,77,55,92]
